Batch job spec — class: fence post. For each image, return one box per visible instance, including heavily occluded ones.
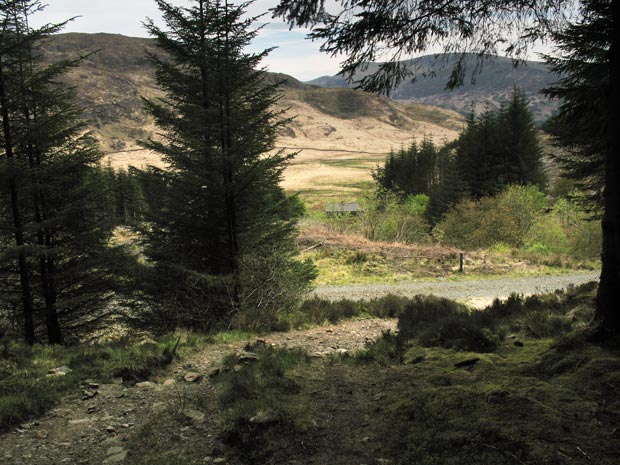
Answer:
[459,252,464,272]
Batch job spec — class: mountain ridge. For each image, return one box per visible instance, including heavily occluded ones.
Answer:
[306,53,558,121]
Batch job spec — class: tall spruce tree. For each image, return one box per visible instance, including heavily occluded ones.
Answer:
[139,0,313,331]
[1,0,114,343]
[543,0,610,212]
[499,89,547,188]
[454,90,546,199]
[543,0,617,337]
[373,136,449,200]
[1,0,35,343]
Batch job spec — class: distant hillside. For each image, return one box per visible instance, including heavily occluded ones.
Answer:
[307,54,559,122]
[40,33,306,153]
[38,33,466,197]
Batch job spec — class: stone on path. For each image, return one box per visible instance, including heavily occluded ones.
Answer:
[182,409,205,423]
[183,372,203,383]
[135,381,157,388]
[104,446,128,463]
[47,366,72,376]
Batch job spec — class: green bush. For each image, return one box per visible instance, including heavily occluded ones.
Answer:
[360,282,598,363]
[397,295,469,341]
[360,190,431,244]
[418,316,500,352]
[366,293,410,318]
[524,197,601,260]
[434,185,546,249]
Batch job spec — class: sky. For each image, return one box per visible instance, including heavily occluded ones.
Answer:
[30,0,560,82]
[29,0,344,81]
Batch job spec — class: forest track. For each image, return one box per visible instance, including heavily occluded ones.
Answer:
[313,270,600,308]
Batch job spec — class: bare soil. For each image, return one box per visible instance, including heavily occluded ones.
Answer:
[0,318,395,465]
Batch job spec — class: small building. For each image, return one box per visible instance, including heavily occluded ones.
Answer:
[325,202,364,217]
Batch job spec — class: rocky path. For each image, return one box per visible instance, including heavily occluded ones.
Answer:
[0,318,396,465]
[314,270,600,308]
[0,271,598,464]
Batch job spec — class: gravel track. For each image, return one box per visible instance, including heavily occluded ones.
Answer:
[314,271,600,308]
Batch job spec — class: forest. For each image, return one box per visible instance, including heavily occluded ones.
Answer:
[0,1,618,464]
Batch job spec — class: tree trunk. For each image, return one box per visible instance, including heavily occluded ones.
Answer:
[42,253,62,344]
[0,58,36,344]
[593,2,620,339]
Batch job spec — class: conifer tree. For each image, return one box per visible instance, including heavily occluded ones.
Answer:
[499,89,547,188]
[373,136,444,199]
[543,0,610,212]
[454,90,546,200]
[139,0,313,331]
[543,0,617,337]
[1,0,114,343]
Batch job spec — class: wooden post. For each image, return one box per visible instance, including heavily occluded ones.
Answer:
[459,252,464,272]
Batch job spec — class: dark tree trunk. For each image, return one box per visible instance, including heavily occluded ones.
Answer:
[594,2,620,339]
[0,58,36,344]
[42,252,62,344]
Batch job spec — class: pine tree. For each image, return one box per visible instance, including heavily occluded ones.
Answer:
[454,107,503,199]
[0,0,36,343]
[1,0,114,343]
[139,0,314,331]
[454,90,546,200]
[373,136,444,199]
[499,88,547,189]
[543,0,618,337]
[543,0,610,212]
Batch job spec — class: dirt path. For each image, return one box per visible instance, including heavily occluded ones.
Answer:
[0,318,395,465]
[314,270,600,308]
[0,271,598,464]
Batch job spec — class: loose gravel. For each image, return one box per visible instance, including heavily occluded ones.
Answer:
[313,271,600,308]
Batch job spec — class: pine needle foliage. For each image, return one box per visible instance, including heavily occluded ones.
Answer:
[138,0,315,332]
[1,0,116,344]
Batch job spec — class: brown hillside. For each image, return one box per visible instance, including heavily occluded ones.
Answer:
[42,33,464,196]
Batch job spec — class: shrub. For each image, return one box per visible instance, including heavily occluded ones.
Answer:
[360,190,431,244]
[366,294,410,318]
[397,295,468,341]
[418,316,500,352]
[525,197,601,260]
[434,185,546,249]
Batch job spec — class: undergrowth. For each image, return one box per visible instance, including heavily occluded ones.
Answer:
[215,342,311,463]
[211,280,619,465]
[354,282,598,362]
[0,331,213,432]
